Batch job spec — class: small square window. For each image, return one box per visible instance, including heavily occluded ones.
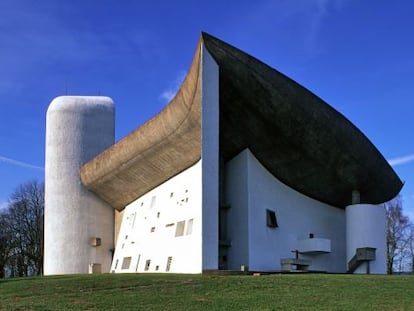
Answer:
[266,209,278,228]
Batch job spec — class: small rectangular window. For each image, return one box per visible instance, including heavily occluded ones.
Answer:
[166,256,173,272]
[150,226,156,233]
[114,259,119,269]
[121,257,132,270]
[150,196,157,208]
[186,219,194,235]
[175,221,185,237]
[266,209,278,228]
[144,260,151,271]
[130,213,136,228]
[135,254,141,272]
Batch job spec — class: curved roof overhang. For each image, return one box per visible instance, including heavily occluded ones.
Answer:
[80,32,403,210]
[80,40,203,210]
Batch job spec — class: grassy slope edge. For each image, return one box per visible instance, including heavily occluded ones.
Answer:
[1,274,413,311]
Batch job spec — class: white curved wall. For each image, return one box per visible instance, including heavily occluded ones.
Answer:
[224,149,346,272]
[346,204,386,274]
[44,96,115,275]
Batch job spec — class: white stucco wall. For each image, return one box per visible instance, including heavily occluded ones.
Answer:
[224,150,249,270]
[346,204,386,274]
[111,161,203,274]
[201,44,219,271]
[44,96,115,275]
[225,149,347,272]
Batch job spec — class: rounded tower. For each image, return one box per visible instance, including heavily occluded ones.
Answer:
[44,96,115,275]
[346,204,386,274]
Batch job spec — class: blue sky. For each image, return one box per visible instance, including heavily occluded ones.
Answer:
[1,0,413,218]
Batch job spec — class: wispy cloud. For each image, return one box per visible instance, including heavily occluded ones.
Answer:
[388,154,414,167]
[305,0,350,56]
[159,71,186,103]
[0,156,44,171]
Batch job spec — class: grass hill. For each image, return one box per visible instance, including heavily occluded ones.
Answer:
[1,273,413,310]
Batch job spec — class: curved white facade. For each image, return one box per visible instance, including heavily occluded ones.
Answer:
[346,204,386,274]
[44,96,115,275]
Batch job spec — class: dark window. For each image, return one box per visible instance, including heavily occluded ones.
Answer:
[266,209,278,228]
[166,256,173,272]
[144,260,151,271]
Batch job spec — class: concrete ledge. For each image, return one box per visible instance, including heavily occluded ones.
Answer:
[280,258,312,271]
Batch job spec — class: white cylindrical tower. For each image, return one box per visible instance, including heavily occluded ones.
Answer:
[44,96,115,275]
[346,204,386,274]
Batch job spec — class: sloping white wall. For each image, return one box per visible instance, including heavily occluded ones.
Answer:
[225,149,347,272]
[111,161,203,274]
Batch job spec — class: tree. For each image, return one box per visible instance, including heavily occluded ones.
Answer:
[407,224,414,273]
[0,212,13,278]
[385,196,411,274]
[0,180,44,277]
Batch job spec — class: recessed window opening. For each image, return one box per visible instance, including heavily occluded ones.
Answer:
[175,221,185,237]
[144,260,151,271]
[150,196,157,208]
[114,259,119,269]
[121,257,132,270]
[135,254,141,272]
[151,226,156,233]
[166,223,174,227]
[166,256,173,272]
[266,209,278,228]
[157,212,160,218]
[170,192,174,198]
[155,265,159,271]
[186,219,194,235]
[129,213,136,228]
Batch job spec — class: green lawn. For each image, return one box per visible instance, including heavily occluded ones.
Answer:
[1,273,413,310]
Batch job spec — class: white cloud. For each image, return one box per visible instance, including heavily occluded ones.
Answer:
[388,153,414,167]
[159,71,186,103]
[0,156,44,171]
[0,201,9,212]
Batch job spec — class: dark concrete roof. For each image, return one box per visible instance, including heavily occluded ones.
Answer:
[80,32,402,210]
